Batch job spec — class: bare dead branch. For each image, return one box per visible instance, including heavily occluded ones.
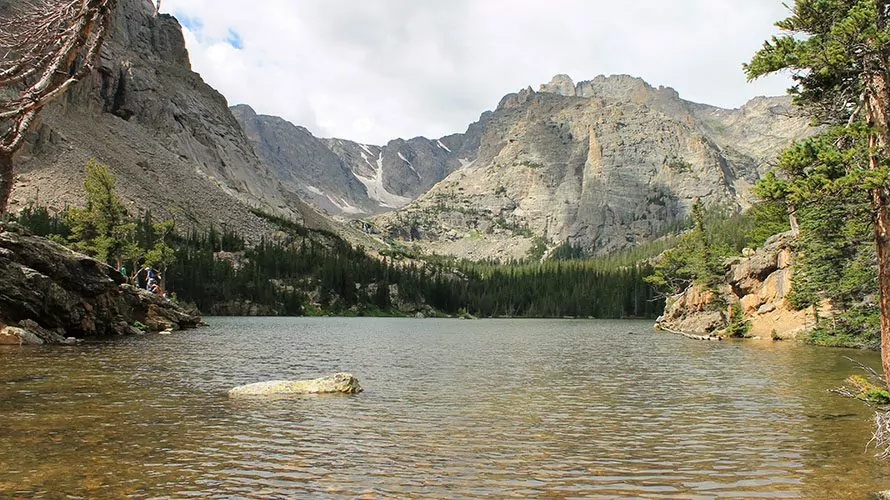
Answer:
[871,410,890,459]
[0,0,121,211]
[0,0,117,153]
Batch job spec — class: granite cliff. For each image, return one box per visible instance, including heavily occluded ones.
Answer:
[6,0,360,243]
[367,75,812,261]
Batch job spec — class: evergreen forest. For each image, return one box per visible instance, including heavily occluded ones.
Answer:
[11,155,882,349]
[10,161,663,319]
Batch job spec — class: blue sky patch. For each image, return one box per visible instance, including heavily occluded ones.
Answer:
[226,29,244,50]
[175,11,204,34]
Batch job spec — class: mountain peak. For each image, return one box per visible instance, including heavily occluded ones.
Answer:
[230,103,257,118]
[537,73,659,101]
[540,74,576,96]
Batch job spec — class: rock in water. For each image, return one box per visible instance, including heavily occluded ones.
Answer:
[228,373,363,397]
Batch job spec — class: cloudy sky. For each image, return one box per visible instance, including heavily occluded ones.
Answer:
[162,0,794,145]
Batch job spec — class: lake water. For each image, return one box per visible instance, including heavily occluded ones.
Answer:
[1,317,889,498]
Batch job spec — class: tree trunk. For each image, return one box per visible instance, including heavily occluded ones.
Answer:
[875,188,890,390]
[866,67,890,389]
[0,152,14,214]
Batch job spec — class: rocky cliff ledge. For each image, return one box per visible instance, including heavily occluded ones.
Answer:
[656,231,814,339]
[0,223,201,345]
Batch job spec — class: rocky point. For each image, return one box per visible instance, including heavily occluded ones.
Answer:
[0,223,201,345]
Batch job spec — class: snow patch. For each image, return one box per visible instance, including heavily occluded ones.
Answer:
[354,152,412,209]
[306,185,365,215]
[459,158,476,169]
[436,140,452,153]
[398,151,419,177]
[326,194,366,215]
[360,144,373,156]
[360,151,374,170]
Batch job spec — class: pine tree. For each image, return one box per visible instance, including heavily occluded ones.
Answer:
[66,159,138,267]
[746,0,890,386]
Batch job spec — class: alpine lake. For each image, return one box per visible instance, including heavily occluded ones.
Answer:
[1,317,889,498]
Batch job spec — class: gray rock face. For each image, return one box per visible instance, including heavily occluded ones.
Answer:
[228,373,363,397]
[7,0,350,242]
[232,105,481,216]
[231,104,369,215]
[371,75,813,261]
[540,74,577,96]
[0,223,201,344]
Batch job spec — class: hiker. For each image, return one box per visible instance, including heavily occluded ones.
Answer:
[144,267,157,290]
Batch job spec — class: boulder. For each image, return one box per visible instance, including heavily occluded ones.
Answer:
[0,320,79,345]
[757,303,777,315]
[117,284,202,332]
[732,251,777,283]
[228,373,363,397]
[0,325,43,345]
[655,283,729,334]
[759,268,792,303]
[740,293,762,314]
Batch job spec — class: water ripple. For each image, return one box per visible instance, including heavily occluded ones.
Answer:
[0,317,886,498]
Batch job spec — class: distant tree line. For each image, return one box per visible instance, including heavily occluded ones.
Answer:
[9,160,662,319]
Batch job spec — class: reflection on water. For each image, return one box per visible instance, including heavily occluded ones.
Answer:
[0,317,888,497]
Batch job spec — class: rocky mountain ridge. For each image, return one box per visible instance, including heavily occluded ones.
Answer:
[367,74,813,260]
[231,104,485,216]
[230,72,812,261]
[6,0,368,246]
[3,0,813,264]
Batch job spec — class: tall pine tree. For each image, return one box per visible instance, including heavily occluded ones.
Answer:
[746,0,890,388]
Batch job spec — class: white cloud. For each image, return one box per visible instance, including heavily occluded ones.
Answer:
[162,0,794,145]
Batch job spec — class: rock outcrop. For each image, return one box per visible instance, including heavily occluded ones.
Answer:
[370,75,813,261]
[228,373,363,397]
[0,223,200,345]
[656,231,815,339]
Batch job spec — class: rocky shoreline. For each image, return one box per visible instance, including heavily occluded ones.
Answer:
[0,223,201,345]
[655,231,806,340]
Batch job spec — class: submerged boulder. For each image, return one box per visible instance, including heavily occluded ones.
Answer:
[228,373,363,397]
